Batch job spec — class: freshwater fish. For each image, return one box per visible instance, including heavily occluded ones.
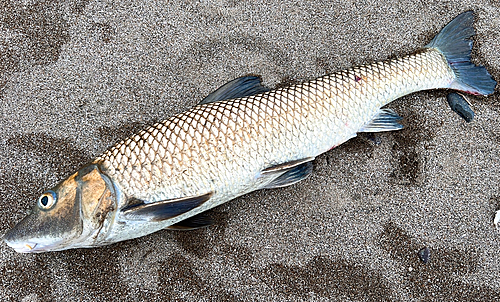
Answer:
[3,11,496,252]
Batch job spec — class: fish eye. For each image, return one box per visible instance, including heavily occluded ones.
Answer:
[38,191,57,210]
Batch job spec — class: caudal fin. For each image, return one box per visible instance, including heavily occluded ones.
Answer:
[426,11,496,96]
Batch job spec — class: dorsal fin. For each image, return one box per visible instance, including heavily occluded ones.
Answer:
[199,76,270,105]
[121,192,212,222]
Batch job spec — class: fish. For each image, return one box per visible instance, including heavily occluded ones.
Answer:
[3,11,496,253]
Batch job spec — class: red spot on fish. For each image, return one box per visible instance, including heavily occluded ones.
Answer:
[355,75,362,82]
[458,89,481,96]
[467,90,481,96]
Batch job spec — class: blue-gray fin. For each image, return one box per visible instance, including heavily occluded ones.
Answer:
[199,76,270,105]
[121,192,212,222]
[167,213,213,230]
[358,109,403,133]
[447,92,474,122]
[262,157,314,189]
[425,11,496,95]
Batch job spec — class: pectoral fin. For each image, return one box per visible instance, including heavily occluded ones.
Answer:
[167,213,214,230]
[261,157,314,189]
[121,192,212,222]
[199,76,270,105]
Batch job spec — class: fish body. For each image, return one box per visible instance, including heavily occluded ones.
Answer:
[4,11,496,252]
[97,48,453,244]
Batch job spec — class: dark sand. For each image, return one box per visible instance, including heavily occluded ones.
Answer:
[0,1,499,301]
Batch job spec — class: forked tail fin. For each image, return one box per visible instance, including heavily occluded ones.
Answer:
[426,11,496,95]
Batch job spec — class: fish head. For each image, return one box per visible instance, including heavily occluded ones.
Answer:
[3,164,117,253]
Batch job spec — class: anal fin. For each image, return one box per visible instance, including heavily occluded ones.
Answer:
[121,192,212,222]
[261,157,314,189]
[358,109,403,133]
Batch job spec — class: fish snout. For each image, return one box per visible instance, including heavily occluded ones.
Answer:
[3,229,39,253]
[4,241,38,253]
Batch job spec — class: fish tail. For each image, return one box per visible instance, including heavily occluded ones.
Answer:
[426,11,496,96]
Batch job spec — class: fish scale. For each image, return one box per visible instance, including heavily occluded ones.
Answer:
[96,48,454,211]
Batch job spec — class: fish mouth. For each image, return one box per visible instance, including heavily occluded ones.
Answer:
[3,229,59,253]
[4,240,40,253]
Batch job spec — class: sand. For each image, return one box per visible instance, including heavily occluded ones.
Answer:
[0,0,499,301]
